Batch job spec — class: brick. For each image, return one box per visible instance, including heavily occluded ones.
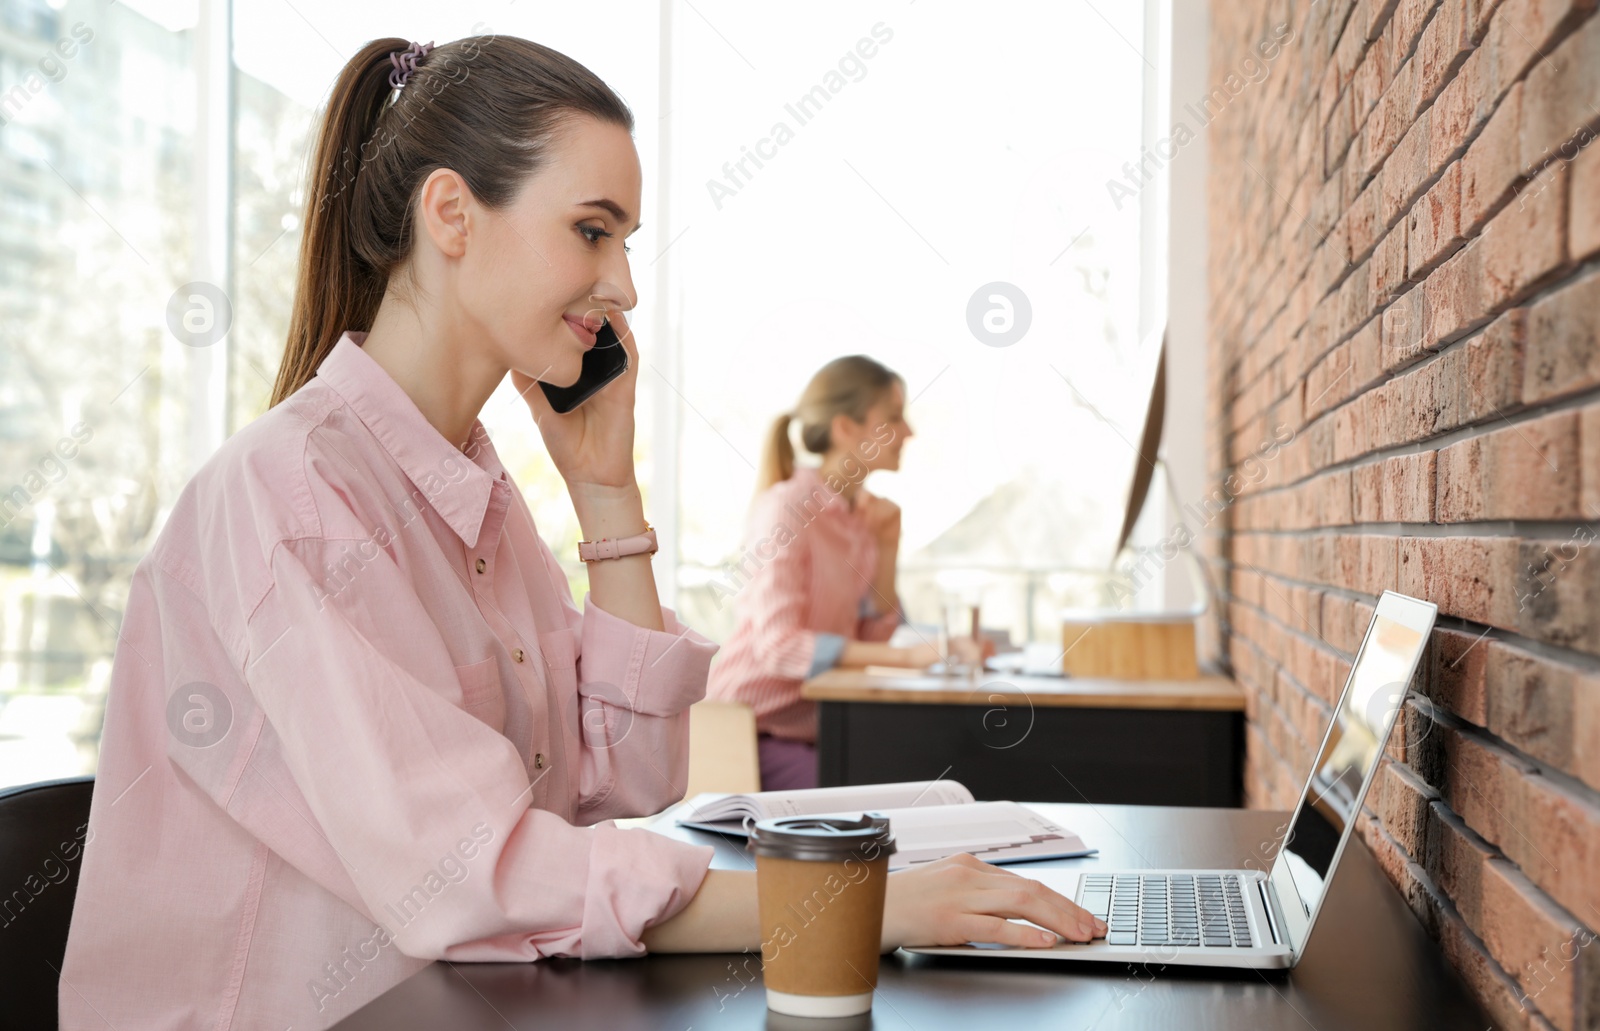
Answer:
[1458,308,1526,424]
[1569,135,1600,261]
[1354,459,1386,521]
[1398,535,1520,628]
[1382,283,1429,369]
[1351,316,1385,387]
[1367,378,1403,449]
[1416,0,1474,106]
[1392,358,1451,441]
[1429,626,1490,724]
[1515,534,1600,655]
[1326,87,1358,177]
[1338,259,1374,339]
[1468,0,1506,41]
[1423,233,1486,347]
[1436,411,1582,520]
[1427,44,1485,171]
[1480,160,1568,311]
[1371,760,1438,853]
[1368,0,1404,39]
[1383,109,1434,227]
[1382,450,1437,520]
[1389,0,1442,75]
[1484,639,1597,784]
[1367,60,1418,179]
[1327,467,1356,525]
[1523,268,1600,404]
[1352,37,1391,129]
[1373,225,1412,303]
[1408,161,1464,275]
[1484,0,1594,102]
[1517,7,1600,172]
[1334,397,1372,461]
[1348,172,1386,259]
[1306,342,1354,419]
[1460,80,1523,232]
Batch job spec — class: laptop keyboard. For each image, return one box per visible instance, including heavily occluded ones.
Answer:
[1079,874,1257,948]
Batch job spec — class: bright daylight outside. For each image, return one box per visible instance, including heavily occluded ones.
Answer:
[0,0,1160,789]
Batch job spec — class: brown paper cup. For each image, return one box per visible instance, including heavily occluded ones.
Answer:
[750,815,895,1018]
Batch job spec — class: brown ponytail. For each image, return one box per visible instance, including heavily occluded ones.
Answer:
[755,356,902,493]
[271,33,635,406]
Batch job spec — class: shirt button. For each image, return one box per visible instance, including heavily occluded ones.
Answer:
[512,648,525,663]
[534,753,544,769]
[474,558,486,574]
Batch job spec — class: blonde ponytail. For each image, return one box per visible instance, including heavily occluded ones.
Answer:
[757,412,797,492]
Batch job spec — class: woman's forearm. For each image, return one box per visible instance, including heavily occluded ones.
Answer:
[568,480,665,631]
[641,870,761,952]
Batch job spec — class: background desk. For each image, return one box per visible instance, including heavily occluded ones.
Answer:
[802,670,1246,806]
[331,804,1488,1030]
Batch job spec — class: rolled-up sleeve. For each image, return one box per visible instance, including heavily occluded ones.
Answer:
[238,538,713,961]
[564,574,719,822]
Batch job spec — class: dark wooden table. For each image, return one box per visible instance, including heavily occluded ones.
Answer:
[803,670,1247,806]
[330,803,1488,1030]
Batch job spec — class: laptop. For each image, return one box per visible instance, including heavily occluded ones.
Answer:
[906,589,1438,970]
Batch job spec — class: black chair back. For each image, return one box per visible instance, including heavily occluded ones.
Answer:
[0,776,95,1031]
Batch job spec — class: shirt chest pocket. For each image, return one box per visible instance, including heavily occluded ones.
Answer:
[453,656,506,733]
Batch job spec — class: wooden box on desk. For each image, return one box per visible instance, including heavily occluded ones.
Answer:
[1060,611,1199,679]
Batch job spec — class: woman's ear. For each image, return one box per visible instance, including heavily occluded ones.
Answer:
[418,167,471,258]
[830,411,860,451]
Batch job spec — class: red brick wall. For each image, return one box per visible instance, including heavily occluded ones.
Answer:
[1205,0,1600,1027]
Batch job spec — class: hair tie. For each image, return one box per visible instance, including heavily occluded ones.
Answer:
[388,41,434,90]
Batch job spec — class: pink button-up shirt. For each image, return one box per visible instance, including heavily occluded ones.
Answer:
[59,332,718,1030]
[705,467,901,742]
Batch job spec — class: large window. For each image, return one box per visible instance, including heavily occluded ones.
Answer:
[0,0,1163,788]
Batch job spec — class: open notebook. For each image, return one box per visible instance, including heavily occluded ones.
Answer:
[669,780,1095,871]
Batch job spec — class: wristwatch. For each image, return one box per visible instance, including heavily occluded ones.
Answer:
[578,524,659,562]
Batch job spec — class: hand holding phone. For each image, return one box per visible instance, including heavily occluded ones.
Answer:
[538,317,629,414]
[512,308,642,491]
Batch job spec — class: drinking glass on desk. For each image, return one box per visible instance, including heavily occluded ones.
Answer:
[936,602,980,676]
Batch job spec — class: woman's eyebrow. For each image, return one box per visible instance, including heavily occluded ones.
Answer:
[578,198,643,235]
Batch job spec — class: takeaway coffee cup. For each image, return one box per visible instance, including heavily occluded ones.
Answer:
[748,814,896,1018]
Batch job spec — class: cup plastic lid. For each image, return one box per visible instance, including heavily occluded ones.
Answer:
[747,813,896,861]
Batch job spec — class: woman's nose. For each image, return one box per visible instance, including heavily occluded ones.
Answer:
[592,251,637,314]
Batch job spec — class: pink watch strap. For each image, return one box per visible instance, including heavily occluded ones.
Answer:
[578,525,659,562]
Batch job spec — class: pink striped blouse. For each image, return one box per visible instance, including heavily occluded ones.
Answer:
[59,332,719,1030]
[705,466,902,742]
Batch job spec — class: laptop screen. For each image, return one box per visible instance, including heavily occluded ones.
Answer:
[1269,602,1431,939]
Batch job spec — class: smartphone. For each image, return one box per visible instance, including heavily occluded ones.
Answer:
[538,318,629,414]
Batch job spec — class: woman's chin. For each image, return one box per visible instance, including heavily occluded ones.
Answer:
[534,352,586,389]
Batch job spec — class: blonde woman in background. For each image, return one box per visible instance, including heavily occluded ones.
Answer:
[707,356,988,790]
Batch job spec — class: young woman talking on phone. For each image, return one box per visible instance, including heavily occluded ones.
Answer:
[59,35,1101,1030]
[705,359,991,790]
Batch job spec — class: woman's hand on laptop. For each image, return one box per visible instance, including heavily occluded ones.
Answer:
[881,853,1107,950]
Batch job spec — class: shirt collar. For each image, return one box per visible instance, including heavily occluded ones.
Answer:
[315,331,506,548]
